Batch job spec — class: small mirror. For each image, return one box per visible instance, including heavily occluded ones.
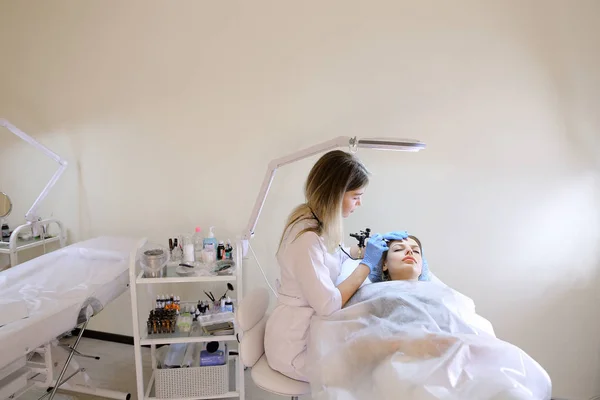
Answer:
[0,192,12,218]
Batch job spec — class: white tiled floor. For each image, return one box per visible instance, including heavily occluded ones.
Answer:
[19,337,312,400]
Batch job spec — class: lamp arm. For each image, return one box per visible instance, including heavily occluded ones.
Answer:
[239,135,426,257]
[241,136,352,254]
[25,162,68,222]
[0,119,68,223]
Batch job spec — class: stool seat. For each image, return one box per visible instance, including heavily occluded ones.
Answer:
[237,288,311,399]
[251,354,311,397]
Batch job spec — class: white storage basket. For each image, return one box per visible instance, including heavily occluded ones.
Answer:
[155,360,229,398]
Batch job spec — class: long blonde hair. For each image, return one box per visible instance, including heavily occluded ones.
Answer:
[279,150,370,252]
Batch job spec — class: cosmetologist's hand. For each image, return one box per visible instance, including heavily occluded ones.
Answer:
[382,231,409,242]
[360,233,388,282]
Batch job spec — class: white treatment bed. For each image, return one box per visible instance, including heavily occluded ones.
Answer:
[0,236,141,400]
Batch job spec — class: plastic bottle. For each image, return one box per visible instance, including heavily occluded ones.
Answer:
[225,240,233,260]
[182,235,195,262]
[203,226,218,252]
[217,241,225,260]
[192,227,203,261]
[225,297,234,312]
[1,223,9,241]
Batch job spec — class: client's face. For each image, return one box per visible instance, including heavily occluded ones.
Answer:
[383,238,423,281]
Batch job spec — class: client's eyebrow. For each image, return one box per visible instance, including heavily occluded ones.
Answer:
[390,242,420,250]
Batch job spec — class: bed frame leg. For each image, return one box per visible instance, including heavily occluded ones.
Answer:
[58,343,100,360]
[46,320,88,400]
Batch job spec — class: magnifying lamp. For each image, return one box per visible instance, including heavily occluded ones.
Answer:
[240,136,426,257]
[0,119,68,234]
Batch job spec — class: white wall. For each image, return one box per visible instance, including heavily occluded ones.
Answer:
[1,1,599,398]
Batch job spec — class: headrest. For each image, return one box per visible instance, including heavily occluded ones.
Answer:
[236,288,270,332]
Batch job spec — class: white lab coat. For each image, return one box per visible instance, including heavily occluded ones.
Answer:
[264,218,349,382]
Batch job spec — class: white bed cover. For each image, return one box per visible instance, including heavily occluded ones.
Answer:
[0,236,140,368]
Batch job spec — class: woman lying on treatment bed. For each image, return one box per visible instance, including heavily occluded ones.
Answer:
[307,234,552,400]
[374,234,429,282]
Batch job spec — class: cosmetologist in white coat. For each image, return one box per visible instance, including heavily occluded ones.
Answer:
[264,150,396,382]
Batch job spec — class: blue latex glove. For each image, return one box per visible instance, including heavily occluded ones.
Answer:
[382,231,409,242]
[419,257,431,281]
[360,233,389,283]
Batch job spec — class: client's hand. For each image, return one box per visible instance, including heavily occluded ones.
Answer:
[360,234,388,283]
[402,334,457,359]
